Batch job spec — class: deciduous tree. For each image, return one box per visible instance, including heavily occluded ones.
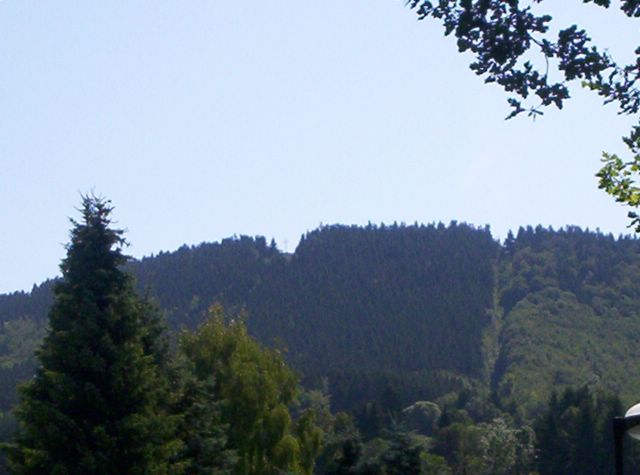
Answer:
[180,304,322,475]
[406,1,640,227]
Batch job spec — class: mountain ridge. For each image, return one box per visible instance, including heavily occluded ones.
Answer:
[1,223,639,420]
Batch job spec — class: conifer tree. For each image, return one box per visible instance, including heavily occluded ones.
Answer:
[6,196,177,474]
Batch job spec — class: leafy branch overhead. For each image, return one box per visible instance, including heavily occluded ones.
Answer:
[406,0,640,226]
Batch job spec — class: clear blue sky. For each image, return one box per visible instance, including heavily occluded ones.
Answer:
[1,1,638,293]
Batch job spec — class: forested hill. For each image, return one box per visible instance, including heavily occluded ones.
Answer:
[132,222,498,385]
[2,223,640,417]
[495,226,640,413]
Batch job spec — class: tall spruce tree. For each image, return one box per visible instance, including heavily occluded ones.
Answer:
[6,197,177,474]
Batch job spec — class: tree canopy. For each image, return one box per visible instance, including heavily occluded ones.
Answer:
[180,304,322,475]
[406,0,640,228]
[2,216,640,472]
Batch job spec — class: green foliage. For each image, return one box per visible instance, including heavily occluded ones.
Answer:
[478,418,534,475]
[0,223,500,416]
[356,429,429,475]
[420,452,452,475]
[597,130,640,231]
[535,386,624,475]
[0,319,46,420]
[170,367,236,475]
[494,227,640,415]
[4,223,640,474]
[406,1,640,222]
[0,282,54,327]
[0,319,46,368]
[281,224,497,381]
[131,223,497,384]
[180,304,322,475]
[316,412,362,475]
[434,422,484,474]
[320,422,451,475]
[128,222,498,413]
[5,197,178,474]
[406,0,635,117]
[402,401,441,437]
[430,413,535,475]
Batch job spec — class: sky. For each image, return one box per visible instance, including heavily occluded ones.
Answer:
[1,1,639,294]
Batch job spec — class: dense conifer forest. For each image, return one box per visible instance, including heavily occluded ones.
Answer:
[2,220,640,473]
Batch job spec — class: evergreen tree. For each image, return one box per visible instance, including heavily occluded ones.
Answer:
[170,367,236,475]
[535,387,624,475]
[5,197,177,474]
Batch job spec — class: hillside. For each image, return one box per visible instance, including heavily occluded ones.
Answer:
[1,223,640,421]
[494,226,640,414]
